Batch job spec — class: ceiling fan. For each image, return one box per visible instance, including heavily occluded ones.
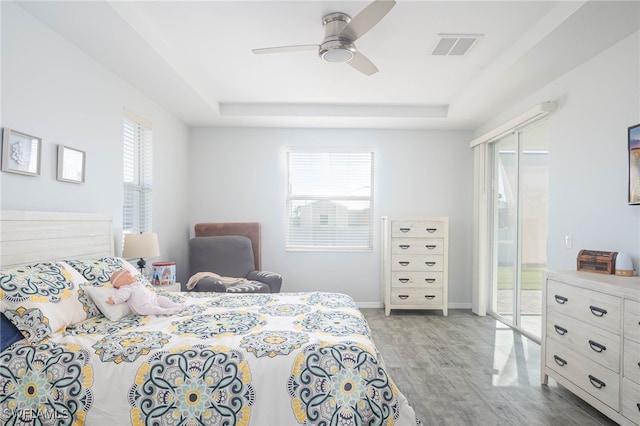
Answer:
[252,0,396,76]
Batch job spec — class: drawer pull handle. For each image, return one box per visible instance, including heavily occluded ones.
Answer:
[553,355,567,367]
[636,403,640,412]
[399,228,411,233]
[398,295,409,300]
[425,245,436,250]
[426,228,437,233]
[399,245,410,249]
[589,306,607,317]
[553,325,568,336]
[399,278,409,283]
[424,295,436,300]
[588,375,606,389]
[425,278,436,283]
[399,261,410,266]
[554,295,568,304]
[588,340,606,353]
[425,262,436,266]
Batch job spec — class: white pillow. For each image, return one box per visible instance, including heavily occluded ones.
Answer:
[80,285,132,321]
[0,262,91,344]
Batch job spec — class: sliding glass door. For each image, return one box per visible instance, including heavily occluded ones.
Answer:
[489,120,549,341]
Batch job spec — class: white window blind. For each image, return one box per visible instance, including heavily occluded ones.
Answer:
[286,149,373,251]
[123,110,152,234]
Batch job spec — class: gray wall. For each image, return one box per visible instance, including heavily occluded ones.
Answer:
[477,32,640,272]
[1,2,192,282]
[188,127,474,306]
[2,1,637,307]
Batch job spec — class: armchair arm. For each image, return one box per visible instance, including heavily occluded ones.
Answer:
[247,271,282,293]
[188,277,227,293]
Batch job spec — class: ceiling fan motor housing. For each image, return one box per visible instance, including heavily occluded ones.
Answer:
[319,12,355,62]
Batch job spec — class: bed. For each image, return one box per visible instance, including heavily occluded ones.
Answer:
[0,211,420,425]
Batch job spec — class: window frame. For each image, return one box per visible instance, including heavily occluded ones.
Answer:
[285,147,374,252]
[122,109,153,236]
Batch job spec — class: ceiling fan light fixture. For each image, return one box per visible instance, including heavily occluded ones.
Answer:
[320,39,355,63]
[322,47,354,62]
[252,0,396,74]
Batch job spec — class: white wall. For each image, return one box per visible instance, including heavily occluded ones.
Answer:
[476,32,640,272]
[189,127,474,306]
[5,1,633,303]
[0,2,191,282]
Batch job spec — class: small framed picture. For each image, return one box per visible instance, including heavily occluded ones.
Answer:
[57,145,86,183]
[629,124,640,205]
[1,128,42,176]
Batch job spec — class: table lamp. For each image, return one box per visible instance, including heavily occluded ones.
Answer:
[122,232,160,276]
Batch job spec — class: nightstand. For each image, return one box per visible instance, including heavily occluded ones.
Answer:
[153,282,181,292]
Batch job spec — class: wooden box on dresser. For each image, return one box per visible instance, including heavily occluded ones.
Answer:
[381,217,448,316]
[541,270,640,425]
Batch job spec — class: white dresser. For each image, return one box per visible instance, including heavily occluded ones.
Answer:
[541,270,640,425]
[381,217,448,316]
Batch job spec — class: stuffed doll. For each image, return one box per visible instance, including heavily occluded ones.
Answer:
[107,269,184,315]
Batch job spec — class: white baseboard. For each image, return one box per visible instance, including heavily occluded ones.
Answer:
[449,302,472,309]
[356,302,472,310]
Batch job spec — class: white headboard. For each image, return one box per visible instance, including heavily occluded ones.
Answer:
[0,210,114,268]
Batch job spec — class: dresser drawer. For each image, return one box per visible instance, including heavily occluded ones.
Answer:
[391,254,444,271]
[622,378,640,425]
[391,271,444,288]
[546,309,620,372]
[547,279,621,334]
[546,338,620,410]
[624,299,640,343]
[391,221,446,238]
[389,288,443,306]
[624,338,640,385]
[391,238,444,255]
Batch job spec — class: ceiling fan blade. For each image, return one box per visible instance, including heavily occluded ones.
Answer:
[339,0,396,42]
[347,51,378,76]
[252,44,318,55]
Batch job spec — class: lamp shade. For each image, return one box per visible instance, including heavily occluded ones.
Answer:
[122,233,160,259]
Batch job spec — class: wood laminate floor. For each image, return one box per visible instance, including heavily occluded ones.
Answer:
[361,308,618,426]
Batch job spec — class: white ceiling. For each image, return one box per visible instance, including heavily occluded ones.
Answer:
[16,0,640,130]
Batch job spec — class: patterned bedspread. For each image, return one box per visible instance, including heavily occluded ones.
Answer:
[1,291,420,425]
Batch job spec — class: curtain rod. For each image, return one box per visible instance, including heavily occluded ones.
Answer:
[469,101,557,148]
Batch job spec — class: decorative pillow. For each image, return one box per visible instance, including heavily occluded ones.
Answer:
[65,257,132,287]
[80,285,132,321]
[1,312,24,351]
[0,262,89,344]
[64,257,147,317]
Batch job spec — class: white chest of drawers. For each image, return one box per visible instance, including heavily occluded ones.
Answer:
[541,271,640,425]
[381,217,448,316]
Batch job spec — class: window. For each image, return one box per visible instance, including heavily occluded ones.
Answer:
[123,109,152,234]
[286,149,373,251]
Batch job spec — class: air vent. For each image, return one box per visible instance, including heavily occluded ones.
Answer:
[431,34,482,56]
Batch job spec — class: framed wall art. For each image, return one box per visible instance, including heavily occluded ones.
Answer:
[1,128,42,176]
[629,123,640,205]
[57,145,86,183]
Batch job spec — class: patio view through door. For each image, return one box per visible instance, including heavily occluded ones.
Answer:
[489,120,549,341]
